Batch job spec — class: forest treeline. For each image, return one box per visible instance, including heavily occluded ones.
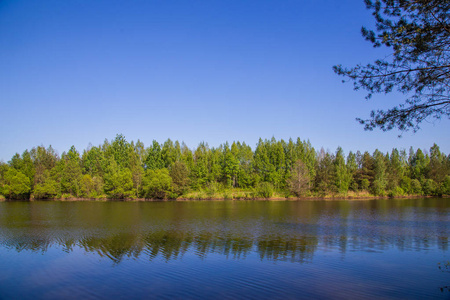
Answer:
[1,135,449,200]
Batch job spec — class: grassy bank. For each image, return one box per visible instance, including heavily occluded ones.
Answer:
[1,190,445,202]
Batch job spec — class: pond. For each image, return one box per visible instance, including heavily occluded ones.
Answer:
[0,199,449,299]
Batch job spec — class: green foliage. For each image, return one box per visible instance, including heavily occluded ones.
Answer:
[9,150,35,186]
[255,182,273,198]
[59,146,83,197]
[145,140,164,171]
[104,159,134,199]
[314,149,336,195]
[372,179,386,196]
[361,179,370,191]
[355,151,375,190]
[161,139,180,168]
[110,134,132,169]
[400,176,412,194]
[34,176,58,199]
[334,0,450,132]
[372,150,387,194]
[388,186,405,198]
[334,147,352,194]
[32,145,58,188]
[79,174,104,198]
[429,144,447,183]
[170,161,190,196]
[129,148,145,198]
[81,146,104,177]
[421,179,438,196]
[222,189,233,200]
[2,135,449,200]
[411,179,422,195]
[222,142,239,188]
[142,168,173,199]
[191,142,210,189]
[439,176,450,195]
[1,168,31,200]
[253,138,287,190]
[386,148,404,191]
[206,181,221,198]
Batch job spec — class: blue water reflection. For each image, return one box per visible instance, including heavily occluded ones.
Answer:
[0,199,449,299]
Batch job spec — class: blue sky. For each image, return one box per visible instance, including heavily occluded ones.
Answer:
[1,0,449,161]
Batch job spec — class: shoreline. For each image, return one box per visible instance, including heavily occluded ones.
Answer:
[1,194,447,202]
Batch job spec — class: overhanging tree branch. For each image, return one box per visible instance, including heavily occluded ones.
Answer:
[334,0,450,132]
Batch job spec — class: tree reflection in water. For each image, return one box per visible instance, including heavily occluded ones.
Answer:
[0,199,449,264]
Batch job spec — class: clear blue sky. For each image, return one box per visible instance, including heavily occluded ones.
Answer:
[1,0,449,161]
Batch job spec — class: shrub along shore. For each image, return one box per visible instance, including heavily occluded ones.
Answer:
[1,135,449,201]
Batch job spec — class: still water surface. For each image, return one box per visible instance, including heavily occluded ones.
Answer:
[0,199,449,299]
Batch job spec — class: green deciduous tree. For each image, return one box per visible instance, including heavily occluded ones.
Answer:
[143,168,173,199]
[33,170,58,199]
[440,175,450,195]
[1,168,31,200]
[79,174,104,198]
[103,158,134,199]
[2,136,449,199]
[254,182,273,198]
[9,150,35,187]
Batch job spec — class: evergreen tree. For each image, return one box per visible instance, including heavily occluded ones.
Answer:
[429,144,447,184]
[334,0,450,132]
[170,161,190,196]
[372,150,387,196]
[191,142,210,189]
[314,149,336,195]
[346,151,358,191]
[145,140,164,170]
[222,142,239,188]
[81,145,105,177]
[60,146,83,197]
[110,134,132,169]
[161,139,180,168]
[334,147,352,194]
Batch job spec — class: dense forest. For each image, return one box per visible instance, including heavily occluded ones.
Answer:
[1,134,449,200]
